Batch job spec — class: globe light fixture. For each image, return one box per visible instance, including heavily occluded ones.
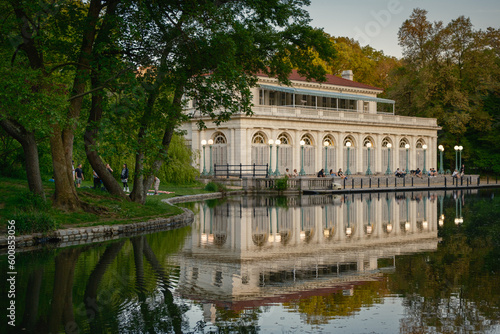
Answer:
[345,141,352,175]
[299,140,306,176]
[385,143,392,175]
[438,145,445,174]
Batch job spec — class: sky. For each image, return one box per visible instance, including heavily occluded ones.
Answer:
[307,0,500,58]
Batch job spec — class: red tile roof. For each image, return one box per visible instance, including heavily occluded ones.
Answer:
[257,69,383,91]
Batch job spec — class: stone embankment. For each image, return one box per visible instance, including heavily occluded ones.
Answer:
[0,192,231,253]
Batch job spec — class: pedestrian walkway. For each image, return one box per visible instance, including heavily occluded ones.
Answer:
[242,174,500,193]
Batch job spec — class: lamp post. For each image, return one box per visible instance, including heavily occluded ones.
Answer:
[345,141,352,175]
[324,141,329,174]
[405,143,410,173]
[201,140,207,176]
[268,139,274,176]
[274,139,281,176]
[454,145,459,171]
[299,140,306,176]
[208,139,214,175]
[366,142,372,176]
[438,145,444,174]
[385,143,392,175]
[458,145,463,169]
[422,144,427,174]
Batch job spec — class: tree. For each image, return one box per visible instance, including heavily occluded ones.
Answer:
[116,0,336,204]
[1,0,127,210]
[389,9,500,172]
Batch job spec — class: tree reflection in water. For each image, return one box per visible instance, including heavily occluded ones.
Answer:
[2,190,499,333]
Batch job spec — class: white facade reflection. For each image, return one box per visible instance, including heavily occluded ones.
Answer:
[176,191,448,310]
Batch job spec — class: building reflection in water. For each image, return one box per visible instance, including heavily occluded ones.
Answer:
[177,191,449,314]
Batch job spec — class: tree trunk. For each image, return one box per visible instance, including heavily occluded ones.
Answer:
[0,119,45,199]
[50,124,80,211]
[129,87,182,204]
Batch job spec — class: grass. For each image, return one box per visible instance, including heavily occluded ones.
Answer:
[0,177,218,235]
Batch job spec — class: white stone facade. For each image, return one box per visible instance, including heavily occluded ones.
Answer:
[182,71,440,175]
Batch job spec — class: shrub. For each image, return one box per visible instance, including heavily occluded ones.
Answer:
[204,182,227,192]
[12,211,59,235]
[274,176,289,191]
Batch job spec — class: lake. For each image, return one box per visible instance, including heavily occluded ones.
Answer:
[2,189,500,333]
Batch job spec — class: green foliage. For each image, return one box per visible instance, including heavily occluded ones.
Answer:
[274,176,289,191]
[204,182,227,193]
[17,191,51,212]
[320,36,401,91]
[159,134,199,184]
[12,211,59,235]
[389,9,500,174]
[10,190,57,234]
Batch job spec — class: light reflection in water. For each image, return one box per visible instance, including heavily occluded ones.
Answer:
[3,188,499,334]
[179,191,443,313]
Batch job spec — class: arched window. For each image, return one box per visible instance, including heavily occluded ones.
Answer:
[301,134,315,174]
[277,133,291,145]
[399,138,409,148]
[214,133,227,144]
[251,132,269,166]
[382,137,392,147]
[252,132,266,144]
[323,136,334,147]
[212,132,228,168]
[343,136,355,147]
[301,134,314,146]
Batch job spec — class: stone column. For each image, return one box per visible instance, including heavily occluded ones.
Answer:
[356,133,363,174]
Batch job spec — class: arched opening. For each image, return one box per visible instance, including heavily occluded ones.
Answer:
[251,131,270,167]
[301,134,315,175]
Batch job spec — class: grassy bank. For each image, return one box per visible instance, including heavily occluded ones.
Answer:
[0,177,217,235]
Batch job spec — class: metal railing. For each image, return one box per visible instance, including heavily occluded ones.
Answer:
[214,163,269,178]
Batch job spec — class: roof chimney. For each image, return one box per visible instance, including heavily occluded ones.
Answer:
[342,70,353,81]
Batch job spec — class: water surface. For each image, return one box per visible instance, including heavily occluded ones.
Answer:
[2,189,499,333]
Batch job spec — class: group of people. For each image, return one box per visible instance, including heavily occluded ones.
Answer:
[316,168,347,179]
[395,165,463,178]
[284,168,299,177]
[452,164,466,179]
[71,162,131,192]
